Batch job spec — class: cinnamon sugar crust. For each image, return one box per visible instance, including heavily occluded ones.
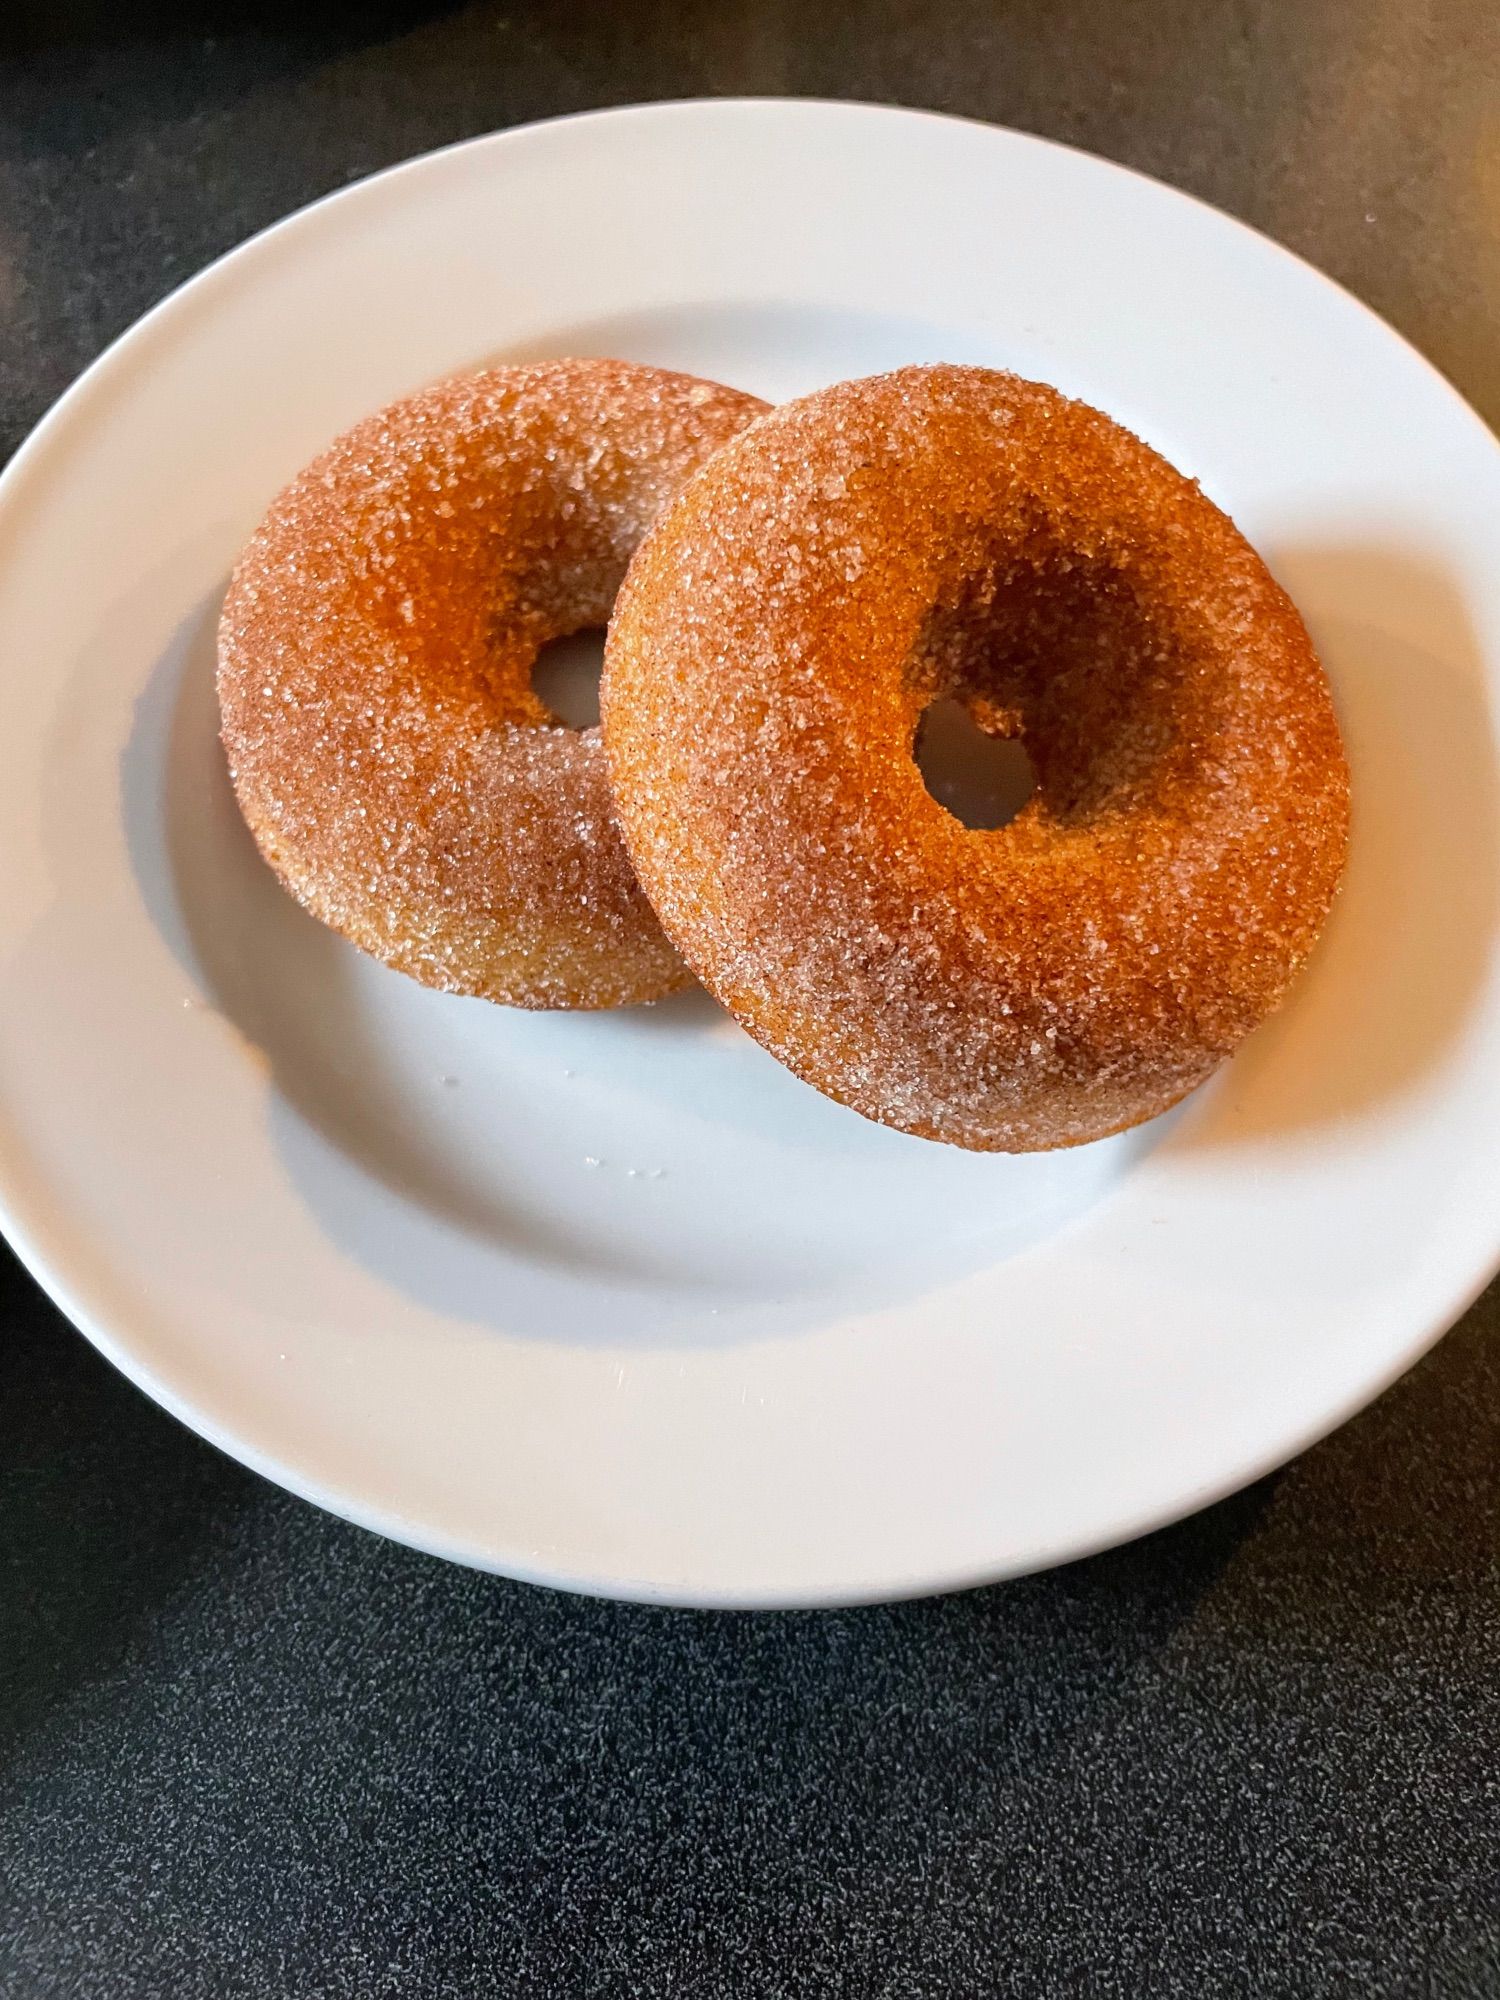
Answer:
[218,359,767,1008]
[603,365,1350,1150]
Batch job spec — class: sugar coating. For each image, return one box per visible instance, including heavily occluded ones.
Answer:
[217,359,767,1008]
[602,365,1351,1151]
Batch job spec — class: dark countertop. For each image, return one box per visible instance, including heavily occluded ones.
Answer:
[3,5,1499,1994]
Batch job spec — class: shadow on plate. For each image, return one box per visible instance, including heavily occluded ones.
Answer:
[110,533,1498,1337]
[1175,541,1500,1152]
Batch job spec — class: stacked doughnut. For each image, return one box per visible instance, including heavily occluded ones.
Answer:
[220,360,1349,1151]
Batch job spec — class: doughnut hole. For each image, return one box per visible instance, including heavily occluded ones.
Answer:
[911,545,1196,829]
[914,698,1036,830]
[530,627,606,729]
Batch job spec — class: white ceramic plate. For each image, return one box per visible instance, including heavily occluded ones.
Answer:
[2,101,1498,1606]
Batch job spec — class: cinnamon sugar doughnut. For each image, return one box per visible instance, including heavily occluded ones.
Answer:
[218,360,766,1008]
[603,365,1350,1150]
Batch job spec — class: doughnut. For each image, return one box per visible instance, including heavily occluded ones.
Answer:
[602,365,1350,1150]
[218,359,766,1008]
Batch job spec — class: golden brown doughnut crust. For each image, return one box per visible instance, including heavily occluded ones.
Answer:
[218,359,766,1008]
[603,365,1350,1150]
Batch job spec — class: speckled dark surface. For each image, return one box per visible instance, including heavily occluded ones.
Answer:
[3,4,1499,1994]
